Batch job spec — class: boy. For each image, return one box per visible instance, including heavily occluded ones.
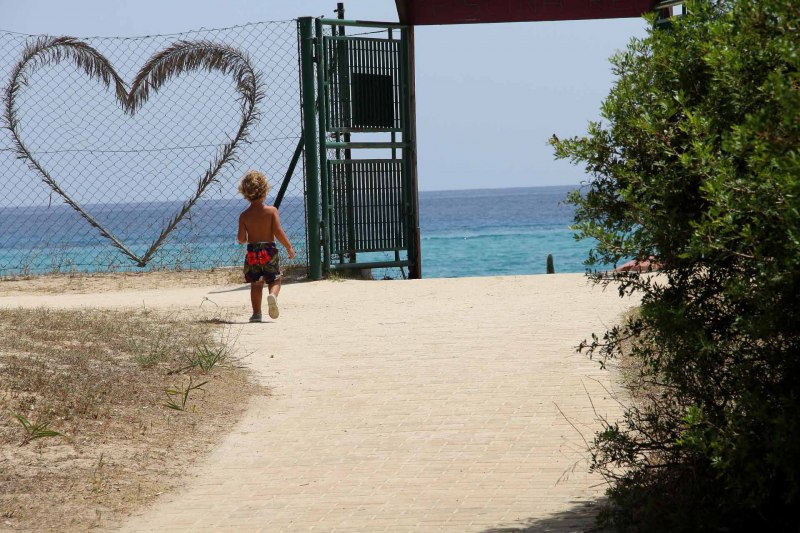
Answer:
[237,170,295,322]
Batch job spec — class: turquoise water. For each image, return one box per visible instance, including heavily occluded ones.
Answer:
[418,186,590,278]
[0,196,308,276]
[0,185,593,277]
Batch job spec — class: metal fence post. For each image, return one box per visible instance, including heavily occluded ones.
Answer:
[315,17,332,273]
[299,17,322,280]
[405,26,422,279]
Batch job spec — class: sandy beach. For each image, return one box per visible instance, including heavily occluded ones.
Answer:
[2,273,636,531]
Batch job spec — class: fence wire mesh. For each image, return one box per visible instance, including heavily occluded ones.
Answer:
[0,21,308,277]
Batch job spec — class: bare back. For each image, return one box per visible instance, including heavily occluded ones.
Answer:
[238,203,283,244]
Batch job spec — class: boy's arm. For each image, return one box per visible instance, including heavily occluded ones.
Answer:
[272,209,295,259]
[237,214,248,244]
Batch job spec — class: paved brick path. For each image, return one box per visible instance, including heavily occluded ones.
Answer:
[7,274,635,531]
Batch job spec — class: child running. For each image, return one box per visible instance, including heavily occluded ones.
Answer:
[237,170,295,322]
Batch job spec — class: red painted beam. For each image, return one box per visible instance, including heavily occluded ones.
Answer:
[396,0,657,25]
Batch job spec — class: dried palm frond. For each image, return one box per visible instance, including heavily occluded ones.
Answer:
[3,36,264,267]
[128,40,264,265]
[4,36,138,263]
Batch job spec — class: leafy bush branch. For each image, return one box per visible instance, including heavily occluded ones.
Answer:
[552,0,800,530]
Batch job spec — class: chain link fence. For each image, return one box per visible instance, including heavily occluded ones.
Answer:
[0,20,308,277]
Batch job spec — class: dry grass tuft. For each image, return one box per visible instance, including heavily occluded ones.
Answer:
[0,306,263,531]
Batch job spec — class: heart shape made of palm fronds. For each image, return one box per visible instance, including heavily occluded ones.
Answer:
[4,36,263,267]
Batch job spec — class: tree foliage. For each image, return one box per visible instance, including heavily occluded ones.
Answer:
[551,1,800,530]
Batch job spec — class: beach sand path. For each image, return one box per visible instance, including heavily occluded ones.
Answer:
[3,273,634,532]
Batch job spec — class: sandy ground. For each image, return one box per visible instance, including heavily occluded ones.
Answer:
[0,269,239,296]
[1,273,636,532]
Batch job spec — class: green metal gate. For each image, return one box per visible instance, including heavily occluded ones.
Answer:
[298,17,420,279]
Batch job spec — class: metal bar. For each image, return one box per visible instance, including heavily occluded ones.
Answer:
[382,160,390,249]
[325,141,407,149]
[374,163,380,251]
[332,32,342,164]
[346,159,356,260]
[396,162,405,247]
[393,39,401,130]
[356,161,365,252]
[355,35,364,129]
[332,187,341,256]
[365,163,372,252]
[400,26,421,278]
[319,18,406,29]
[405,26,422,279]
[382,161,390,250]
[370,38,378,132]
[298,18,322,280]
[369,163,377,251]
[363,161,371,251]
[325,35,397,43]
[336,10,351,134]
[327,161,335,252]
[315,18,332,273]
[340,18,355,263]
[330,158,402,164]
[330,260,410,271]
[376,38,385,133]
[334,163,344,254]
[329,163,337,253]
[328,126,404,133]
[372,161,379,251]
[324,37,338,264]
[389,28,397,160]
[369,161,377,251]
[274,135,304,209]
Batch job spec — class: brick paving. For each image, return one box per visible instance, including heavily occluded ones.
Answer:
[6,274,635,532]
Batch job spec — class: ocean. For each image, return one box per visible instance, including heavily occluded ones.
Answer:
[0,185,592,278]
[418,185,589,278]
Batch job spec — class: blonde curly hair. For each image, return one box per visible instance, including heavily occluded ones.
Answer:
[238,170,270,202]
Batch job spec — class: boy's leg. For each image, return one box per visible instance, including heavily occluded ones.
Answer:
[266,279,281,319]
[267,278,281,297]
[250,280,264,319]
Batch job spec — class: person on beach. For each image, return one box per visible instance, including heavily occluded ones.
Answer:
[237,170,295,322]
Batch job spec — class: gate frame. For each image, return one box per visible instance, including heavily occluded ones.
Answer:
[298,16,421,280]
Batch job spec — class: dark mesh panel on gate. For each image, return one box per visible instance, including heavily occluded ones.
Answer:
[0,21,307,276]
[324,36,402,133]
[351,73,395,129]
[328,159,405,255]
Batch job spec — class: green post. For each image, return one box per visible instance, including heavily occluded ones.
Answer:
[299,17,322,280]
[406,26,422,279]
[315,17,332,273]
[400,27,420,278]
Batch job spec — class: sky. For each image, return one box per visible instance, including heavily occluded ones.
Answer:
[0,0,649,191]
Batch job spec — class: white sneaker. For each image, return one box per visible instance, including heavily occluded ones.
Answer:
[267,294,279,319]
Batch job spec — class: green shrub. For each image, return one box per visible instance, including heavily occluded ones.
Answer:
[551,1,800,530]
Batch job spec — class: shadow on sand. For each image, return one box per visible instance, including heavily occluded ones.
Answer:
[207,284,250,294]
[206,270,312,295]
[194,317,253,325]
[481,500,606,533]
